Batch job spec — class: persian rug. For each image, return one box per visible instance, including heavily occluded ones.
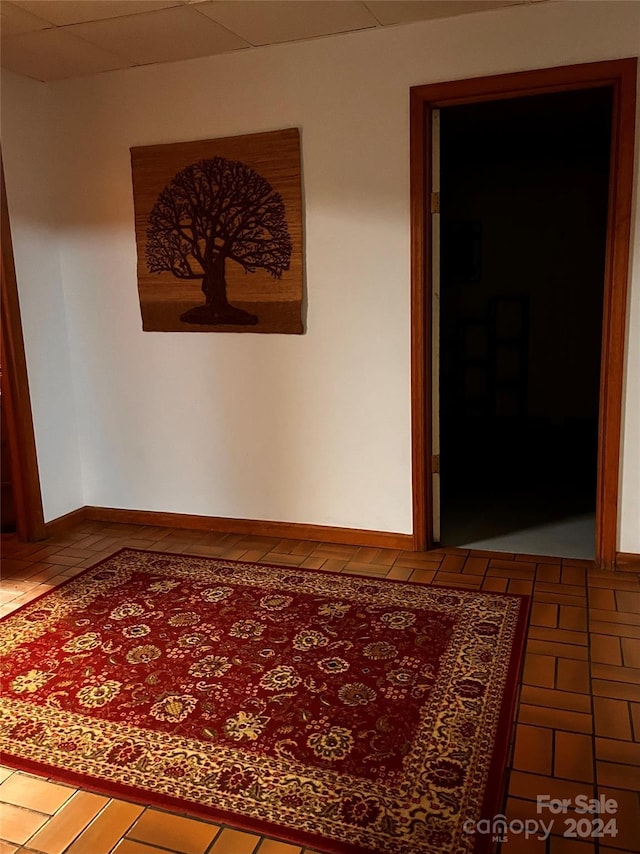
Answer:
[0,548,528,854]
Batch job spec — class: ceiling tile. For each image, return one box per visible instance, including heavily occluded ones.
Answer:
[10,1,183,27]
[66,5,249,65]
[0,26,133,81]
[365,0,522,26]
[194,1,378,47]
[0,1,52,36]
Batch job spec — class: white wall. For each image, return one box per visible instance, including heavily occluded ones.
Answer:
[2,1,639,547]
[1,71,83,521]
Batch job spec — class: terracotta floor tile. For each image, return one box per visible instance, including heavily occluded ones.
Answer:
[596,760,640,790]
[384,565,412,581]
[490,558,536,574]
[554,732,594,782]
[537,564,561,583]
[592,679,639,702]
[311,545,358,560]
[523,653,556,688]
[508,579,534,595]
[589,609,640,627]
[127,809,219,854]
[258,553,304,567]
[461,556,488,575]
[589,588,617,610]
[535,591,586,608]
[517,704,592,734]
[561,565,586,586]
[114,840,173,854]
[500,836,547,852]
[481,577,509,592]
[440,553,466,573]
[0,841,18,854]
[529,627,587,646]
[595,737,640,767]
[26,791,108,854]
[556,659,591,694]
[0,803,48,844]
[0,774,73,814]
[591,663,640,685]
[208,828,260,854]
[0,579,41,595]
[486,561,534,580]
[520,686,591,714]
[66,800,144,854]
[590,621,640,640]
[548,838,596,853]
[0,771,12,785]
[319,558,347,573]
[408,568,437,584]
[621,638,640,669]
[593,698,633,741]
[239,549,270,562]
[559,606,588,632]
[342,562,390,577]
[256,840,303,854]
[396,552,442,569]
[300,556,328,570]
[504,795,551,829]
[513,724,553,774]
[508,771,593,804]
[467,548,514,559]
[432,574,481,588]
[538,582,586,599]
[630,703,640,741]
[531,602,559,628]
[591,634,623,666]
[614,591,640,614]
[595,786,640,851]
[526,639,588,661]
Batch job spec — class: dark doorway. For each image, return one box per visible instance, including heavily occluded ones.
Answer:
[438,88,612,558]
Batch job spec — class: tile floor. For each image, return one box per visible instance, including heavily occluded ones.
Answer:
[0,520,638,854]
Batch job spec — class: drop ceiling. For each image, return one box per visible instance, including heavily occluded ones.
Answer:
[0,0,546,82]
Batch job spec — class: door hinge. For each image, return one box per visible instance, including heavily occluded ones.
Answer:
[431,454,440,474]
[430,192,440,214]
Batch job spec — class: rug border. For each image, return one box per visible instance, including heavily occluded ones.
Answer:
[1,546,530,854]
[474,580,530,854]
[0,546,532,618]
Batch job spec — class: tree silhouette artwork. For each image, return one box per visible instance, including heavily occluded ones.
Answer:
[146,157,292,325]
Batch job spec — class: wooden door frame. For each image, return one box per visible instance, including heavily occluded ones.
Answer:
[410,58,637,569]
[1,157,46,541]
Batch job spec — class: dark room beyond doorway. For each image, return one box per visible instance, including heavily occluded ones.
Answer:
[438,87,612,559]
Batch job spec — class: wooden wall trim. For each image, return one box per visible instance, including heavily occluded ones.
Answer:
[409,58,638,569]
[410,91,430,552]
[82,506,414,550]
[615,552,640,573]
[594,59,637,570]
[41,506,640,570]
[43,507,88,538]
[0,156,46,541]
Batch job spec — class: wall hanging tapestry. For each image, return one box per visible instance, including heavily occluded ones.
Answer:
[131,129,303,333]
[0,549,528,854]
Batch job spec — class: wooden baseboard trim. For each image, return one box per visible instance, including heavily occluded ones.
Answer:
[615,552,640,573]
[82,506,414,550]
[43,506,88,537]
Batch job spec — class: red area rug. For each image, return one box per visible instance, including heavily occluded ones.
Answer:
[0,549,528,853]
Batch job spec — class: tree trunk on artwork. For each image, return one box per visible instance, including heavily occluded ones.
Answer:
[180,256,258,325]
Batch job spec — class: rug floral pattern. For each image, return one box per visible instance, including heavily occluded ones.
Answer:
[0,549,526,854]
